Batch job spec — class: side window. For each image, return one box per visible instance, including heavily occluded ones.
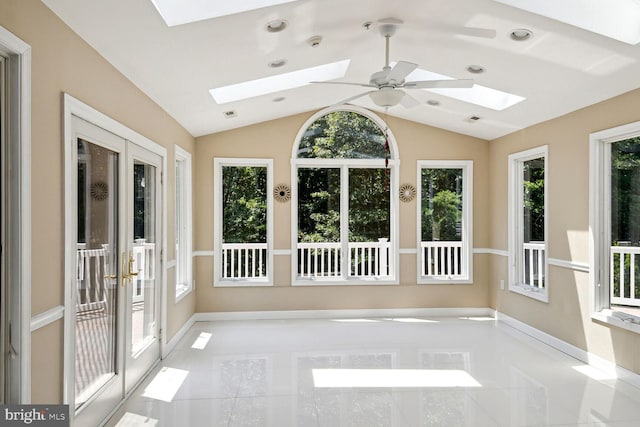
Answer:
[214,158,273,286]
[418,161,473,283]
[591,126,640,327]
[175,146,193,300]
[508,146,548,302]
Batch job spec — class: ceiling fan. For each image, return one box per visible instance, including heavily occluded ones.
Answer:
[313,18,480,108]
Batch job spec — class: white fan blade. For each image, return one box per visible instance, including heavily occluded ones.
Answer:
[404,79,474,89]
[400,92,420,108]
[387,61,418,83]
[310,81,376,88]
[332,90,375,106]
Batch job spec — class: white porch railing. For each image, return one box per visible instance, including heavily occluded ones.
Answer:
[420,241,463,278]
[610,245,640,307]
[222,242,268,279]
[132,239,156,302]
[298,242,341,278]
[76,244,112,312]
[297,238,390,279]
[77,240,156,311]
[523,241,545,288]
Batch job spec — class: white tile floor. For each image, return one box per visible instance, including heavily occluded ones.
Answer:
[106,316,640,426]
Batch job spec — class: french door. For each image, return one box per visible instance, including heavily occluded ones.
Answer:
[70,116,162,426]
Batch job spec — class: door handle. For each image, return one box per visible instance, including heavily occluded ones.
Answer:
[121,251,139,287]
[128,250,139,278]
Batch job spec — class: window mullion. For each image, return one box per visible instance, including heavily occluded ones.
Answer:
[340,165,349,280]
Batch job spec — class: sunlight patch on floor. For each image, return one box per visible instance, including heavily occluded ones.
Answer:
[114,412,159,426]
[313,368,481,388]
[141,367,188,402]
[191,332,212,350]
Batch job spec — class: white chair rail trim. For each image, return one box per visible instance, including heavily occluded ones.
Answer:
[30,305,65,332]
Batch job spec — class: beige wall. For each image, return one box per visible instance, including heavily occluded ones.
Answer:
[489,87,640,375]
[194,111,491,312]
[5,0,640,408]
[0,0,196,403]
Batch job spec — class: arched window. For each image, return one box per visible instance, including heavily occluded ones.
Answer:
[291,106,399,284]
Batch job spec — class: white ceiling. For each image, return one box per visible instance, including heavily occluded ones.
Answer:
[42,0,640,141]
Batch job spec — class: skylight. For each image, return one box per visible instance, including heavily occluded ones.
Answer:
[494,0,640,45]
[210,60,351,104]
[402,66,525,111]
[150,0,299,27]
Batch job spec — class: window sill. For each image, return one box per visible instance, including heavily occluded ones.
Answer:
[293,277,398,286]
[509,284,549,303]
[214,279,272,288]
[175,286,193,303]
[592,309,640,335]
[419,277,472,285]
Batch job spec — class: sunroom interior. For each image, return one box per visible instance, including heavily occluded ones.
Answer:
[3,0,640,425]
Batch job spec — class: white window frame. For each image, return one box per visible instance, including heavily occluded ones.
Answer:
[590,122,640,334]
[213,157,273,287]
[290,105,400,286]
[508,145,549,302]
[174,145,193,301]
[417,160,473,284]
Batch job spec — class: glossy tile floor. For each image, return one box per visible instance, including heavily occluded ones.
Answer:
[106,316,640,426]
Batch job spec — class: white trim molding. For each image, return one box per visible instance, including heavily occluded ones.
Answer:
[473,248,509,257]
[0,24,32,404]
[30,306,64,332]
[195,307,494,322]
[548,258,589,273]
[497,311,640,390]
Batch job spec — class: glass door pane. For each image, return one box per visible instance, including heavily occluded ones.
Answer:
[131,161,157,356]
[75,139,119,409]
[125,144,162,394]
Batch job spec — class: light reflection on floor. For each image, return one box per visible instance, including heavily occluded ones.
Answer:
[106,316,640,427]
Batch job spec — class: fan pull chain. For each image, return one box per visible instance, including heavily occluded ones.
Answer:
[384,107,390,191]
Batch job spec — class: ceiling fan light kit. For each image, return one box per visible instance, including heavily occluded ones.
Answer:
[313,17,478,109]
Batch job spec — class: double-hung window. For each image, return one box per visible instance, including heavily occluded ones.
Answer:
[214,158,273,286]
[417,161,473,283]
[591,123,640,331]
[292,107,398,285]
[508,146,548,302]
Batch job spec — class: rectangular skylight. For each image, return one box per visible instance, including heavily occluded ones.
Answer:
[402,66,525,111]
[210,60,350,104]
[494,0,640,45]
[151,0,299,27]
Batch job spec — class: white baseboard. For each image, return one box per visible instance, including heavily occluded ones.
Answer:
[194,307,494,322]
[496,311,640,389]
[162,314,197,358]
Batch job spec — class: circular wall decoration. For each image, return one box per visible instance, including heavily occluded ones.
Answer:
[90,180,109,201]
[274,183,291,203]
[399,183,416,203]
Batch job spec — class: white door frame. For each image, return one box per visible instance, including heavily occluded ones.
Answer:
[0,25,31,404]
[63,94,167,423]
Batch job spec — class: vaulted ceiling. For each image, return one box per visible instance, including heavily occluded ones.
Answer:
[42,0,640,140]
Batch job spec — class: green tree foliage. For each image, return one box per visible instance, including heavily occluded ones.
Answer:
[523,159,545,242]
[421,169,462,241]
[298,168,340,243]
[349,168,390,242]
[611,137,640,245]
[297,111,390,243]
[222,166,267,243]
[298,111,387,159]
